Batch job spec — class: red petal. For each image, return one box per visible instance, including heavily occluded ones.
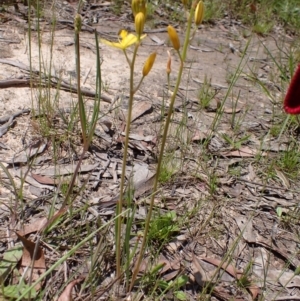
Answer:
[284,64,300,114]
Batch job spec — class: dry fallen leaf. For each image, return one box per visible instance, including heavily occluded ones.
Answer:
[221,146,266,157]
[18,217,48,236]
[57,278,84,301]
[16,232,46,291]
[275,169,290,189]
[7,140,46,164]
[223,107,241,114]
[31,172,57,185]
[35,163,99,177]
[191,130,207,142]
[149,35,165,45]
[130,101,152,123]
[235,216,299,269]
[195,256,259,300]
[234,216,256,242]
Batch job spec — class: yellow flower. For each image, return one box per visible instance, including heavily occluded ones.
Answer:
[195,1,204,26]
[167,25,180,51]
[143,52,156,76]
[135,12,145,38]
[100,30,146,50]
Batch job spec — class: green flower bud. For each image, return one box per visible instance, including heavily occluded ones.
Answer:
[74,14,82,33]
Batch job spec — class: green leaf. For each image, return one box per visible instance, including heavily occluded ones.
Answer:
[173,275,188,289]
[276,207,282,217]
[149,263,165,276]
[158,280,169,290]
[175,290,187,300]
[295,266,300,275]
[0,245,23,283]
[3,283,37,299]
[166,211,176,219]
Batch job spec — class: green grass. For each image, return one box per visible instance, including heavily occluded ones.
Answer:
[147,211,179,244]
[198,75,215,109]
[278,143,300,178]
[212,0,300,34]
[140,0,300,34]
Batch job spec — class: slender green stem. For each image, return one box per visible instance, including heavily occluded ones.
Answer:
[116,42,140,280]
[62,16,100,210]
[61,150,86,208]
[134,76,145,93]
[182,6,194,61]
[75,31,88,150]
[124,50,132,66]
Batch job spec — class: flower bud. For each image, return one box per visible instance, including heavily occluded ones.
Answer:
[132,0,139,16]
[132,0,147,18]
[194,1,204,26]
[143,52,156,76]
[74,14,82,33]
[167,25,180,51]
[140,2,147,19]
[135,12,145,38]
[166,51,171,74]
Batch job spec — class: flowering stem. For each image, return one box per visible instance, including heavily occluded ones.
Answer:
[116,42,140,281]
[130,4,197,291]
[130,46,186,290]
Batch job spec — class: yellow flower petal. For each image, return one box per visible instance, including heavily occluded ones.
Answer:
[118,29,128,39]
[100,39,123,49]
[122,33,139,47]
[100,31,146,50]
